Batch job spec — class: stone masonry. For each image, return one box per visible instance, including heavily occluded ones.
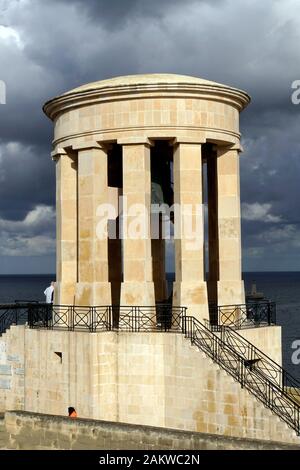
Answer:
[0,325,298,445]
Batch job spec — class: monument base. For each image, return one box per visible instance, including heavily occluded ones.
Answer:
[172,281,209,322]
[54,281,76,305]
[217,280,245,307]
[120,281,155,306]
[75,282,112,306]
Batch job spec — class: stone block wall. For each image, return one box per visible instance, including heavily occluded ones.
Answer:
[3,411,299,450]
[240,326,282,365]
[0,326,25,412]
[0,325,299,445]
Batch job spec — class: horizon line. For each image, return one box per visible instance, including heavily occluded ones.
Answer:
[1,271,300,276]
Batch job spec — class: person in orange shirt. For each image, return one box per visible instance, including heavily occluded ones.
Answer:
[68,407,77,418]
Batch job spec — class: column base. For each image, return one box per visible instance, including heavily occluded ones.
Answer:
[120,281,155,306]
[173,281,209,323]
[75,282,112,306]
[120,281,156,329]
[54,282,76,305]
[217,280,245,307]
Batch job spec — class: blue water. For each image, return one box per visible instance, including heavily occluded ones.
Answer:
[244,272,300,381]
[0,274,55,304]
[0,272,299,380]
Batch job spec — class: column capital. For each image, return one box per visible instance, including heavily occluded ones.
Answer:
[117,136,154,146]
[51,147,68,161]
[173,136,206,145]
[71,141,107,151]
[231,143,244,153]
[216,142,243,153]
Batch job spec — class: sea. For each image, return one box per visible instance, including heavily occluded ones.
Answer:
[0,272,299,380]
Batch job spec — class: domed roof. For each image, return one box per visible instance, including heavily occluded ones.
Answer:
[64,73,228,95]
[44,73,250,120]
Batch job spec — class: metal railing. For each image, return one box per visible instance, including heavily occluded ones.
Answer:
[1,301,275,334]
[216,325,300,405]
[0,302,34,335]
[182,316,300,436]
[0,303,185,334]
[116,305,183,332]
[209,301,276,330]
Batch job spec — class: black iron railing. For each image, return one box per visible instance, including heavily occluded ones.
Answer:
[209,301,276,329]
[216,325,300,405]
[0,301,275,334]
[0,303,33,335]
[0,303,185,334]
[117,305,182,332]
[28,304,112,332]
[31,304,184,332]
[182,316,300,436]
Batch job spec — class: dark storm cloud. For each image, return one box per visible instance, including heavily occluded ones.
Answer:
[52,0,221,28]
[0,0,300,270]
[0,142,55,220]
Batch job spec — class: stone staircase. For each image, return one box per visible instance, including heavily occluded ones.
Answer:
[182,316,300,443]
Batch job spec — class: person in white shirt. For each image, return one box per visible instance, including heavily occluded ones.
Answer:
[44,282,55,304]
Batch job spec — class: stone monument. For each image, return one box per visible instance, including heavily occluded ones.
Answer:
[43,74,250,321]
[0,75,295,447]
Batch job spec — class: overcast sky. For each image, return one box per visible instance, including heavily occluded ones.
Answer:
[0,0,299,274]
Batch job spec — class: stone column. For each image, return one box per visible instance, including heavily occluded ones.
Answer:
[172,140,208,322]
[75,143,111,306]
[217,145,245,306]
[53,148,77,305]
[120,140,155,306]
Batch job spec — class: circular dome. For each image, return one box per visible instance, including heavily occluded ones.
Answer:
[64,73,232,94]
[43,73,250,120]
